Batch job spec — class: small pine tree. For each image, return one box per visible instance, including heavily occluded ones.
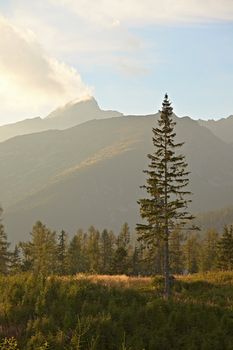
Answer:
[199,229,219,272]
[9,245,22,274]
[112,246,128,274]
[111,223,131,274]
[217,225,233,270]
[19,241,33,271]
[183,233,200,273]
[57,229,68,275]
[131,242,147,275]
[29,221,57,276]
[100,229,115,274]
[117,223,130,250]
[0,208,10,275]
[67,230,85,274]
[87,226,101,273]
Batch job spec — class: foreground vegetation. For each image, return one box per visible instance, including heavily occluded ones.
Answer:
[0,272,233,349]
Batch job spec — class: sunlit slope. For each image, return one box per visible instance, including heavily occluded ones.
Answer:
[1,114,233,241]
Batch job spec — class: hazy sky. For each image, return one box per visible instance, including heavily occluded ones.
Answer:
[0,0,233,125]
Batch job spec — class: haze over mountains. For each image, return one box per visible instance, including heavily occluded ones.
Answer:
[0,97,122,143]
[1,97,233,242]
[199,116,233,144]
[1,97,233,144]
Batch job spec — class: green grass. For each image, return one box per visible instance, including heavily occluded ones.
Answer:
[0,272,233,349]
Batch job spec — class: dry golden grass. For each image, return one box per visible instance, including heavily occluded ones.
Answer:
[175,271,233,285]
[57,273,152,289]
[55,271,233,301]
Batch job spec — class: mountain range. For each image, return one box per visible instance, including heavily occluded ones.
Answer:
[1,97,233,242]
[199,116,233,143]
[0,97,122,143]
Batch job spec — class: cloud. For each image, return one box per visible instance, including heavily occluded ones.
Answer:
[52,0,233,25]
[0,0,232,123]
[0,16,92,124]
[7,3,147,80]
[116,57,150,76]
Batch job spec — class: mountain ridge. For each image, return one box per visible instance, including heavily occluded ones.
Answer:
[0,97,122,143]
[1,114,233,242]
[198,115,233,143]
[1,96,233,144]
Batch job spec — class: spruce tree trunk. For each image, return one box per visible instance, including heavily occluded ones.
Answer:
[164,125,170,299]
[164,231,170,299]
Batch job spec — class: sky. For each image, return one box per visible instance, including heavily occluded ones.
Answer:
[0,0,233,125]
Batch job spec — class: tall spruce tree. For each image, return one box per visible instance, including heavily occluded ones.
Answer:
[137,94,194,298]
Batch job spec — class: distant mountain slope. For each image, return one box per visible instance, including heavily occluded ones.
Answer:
[195,206,233,234]
[0,97,122,143]
[0,117,46,143]
[45,97,122,128]
[1,96,233,145]
[1,114,233,242]
[198,115,233,143]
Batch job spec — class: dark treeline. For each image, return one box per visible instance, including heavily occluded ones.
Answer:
[1,212,233,277]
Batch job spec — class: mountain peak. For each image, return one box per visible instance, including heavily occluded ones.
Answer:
[43,96,122,129]
[46,96,100,120]
[69,95,98,107]
[0,97,122,143]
